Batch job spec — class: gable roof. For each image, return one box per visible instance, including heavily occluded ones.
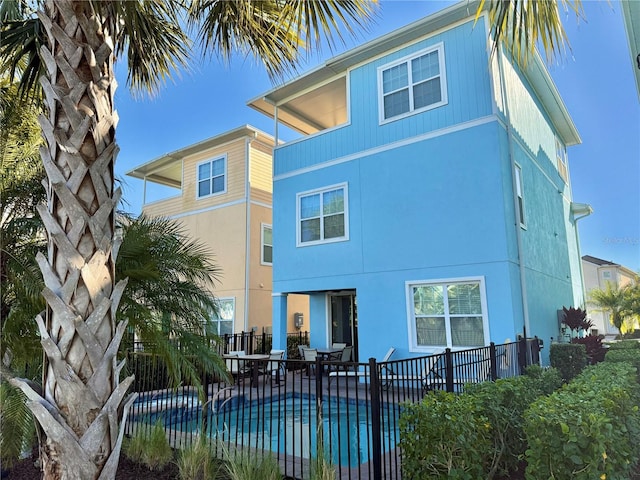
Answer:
[126,125,274,188]
[247,0,580,146]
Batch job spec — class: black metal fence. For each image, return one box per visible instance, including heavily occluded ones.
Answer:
[124,336,542,480]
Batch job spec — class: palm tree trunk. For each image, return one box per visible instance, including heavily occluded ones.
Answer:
[10,1,135,478]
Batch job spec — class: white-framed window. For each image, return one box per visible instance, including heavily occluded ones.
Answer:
[197,156,226,199]
[378,43,447,123]
[261,223,272,265]
[514,164,526,228]
[555,137,568,182]
[206,297,235,336]
[406,277,489,351]
[296,183,349,246]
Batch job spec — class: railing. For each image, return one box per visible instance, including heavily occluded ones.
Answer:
[128,330,310,357]
[124,336,542,480]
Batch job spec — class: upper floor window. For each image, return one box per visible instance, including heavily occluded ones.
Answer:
[378,44,447,122]
[406,278,488,351]
[514,164,526,228]
[197,156,226,198]
[297,183,349,246]
[555,138,568,182]
[262,223,273,265]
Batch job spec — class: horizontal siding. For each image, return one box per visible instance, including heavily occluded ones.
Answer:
[249,142,273,194]
[500,53,562,183]
[250,187,272,206]
[274,18,494,176]
[142,196,185,218]
[182,139,247,211]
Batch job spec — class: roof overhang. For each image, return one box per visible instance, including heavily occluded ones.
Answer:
[524,52,581,146]
[248,0,580,146]
[126,125,273,187]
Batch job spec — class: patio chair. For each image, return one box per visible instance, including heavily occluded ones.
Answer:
[261,349,285,384]
[225,351,248,384]
[328,347,394,384]
[332,342,347,349]
[301,347,318,376]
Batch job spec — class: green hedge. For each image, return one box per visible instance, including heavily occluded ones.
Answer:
[399,390,491,479]
[400,368,561,480]
[550,343,587,382]
[524,362,640,480]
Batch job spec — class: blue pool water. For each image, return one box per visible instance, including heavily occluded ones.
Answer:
[132,393,399,468]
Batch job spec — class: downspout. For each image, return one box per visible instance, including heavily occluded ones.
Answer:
[571,203,593,309]
[496,44,531,336]
[244,132,259,332]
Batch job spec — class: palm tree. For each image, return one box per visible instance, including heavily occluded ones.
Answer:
[476,0,583,64]
[0,1,376,477]
[589,282,635,332]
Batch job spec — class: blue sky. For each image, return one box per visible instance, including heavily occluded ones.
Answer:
[113,0,639,272]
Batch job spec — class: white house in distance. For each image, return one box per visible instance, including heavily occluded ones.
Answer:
[582,255,638,338]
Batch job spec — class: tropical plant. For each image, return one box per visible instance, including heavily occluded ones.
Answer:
[560,306,591,334]
[589,282,638,333]
[476,0,584,64]
[1,0,376,477]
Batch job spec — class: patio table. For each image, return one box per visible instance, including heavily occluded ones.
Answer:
[316,347,344,374]
[224,354,269,387]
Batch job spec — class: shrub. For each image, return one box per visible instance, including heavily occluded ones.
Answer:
[524,362,640,480]
[608,339,640,350]
[550,343,587,382]
[123,421,174,471]
[399,390,490,479]
[523,365,563,395]
[177,438,220,480]
[571,334,606,364]
[605,346,640,381]
[465,369,561,479]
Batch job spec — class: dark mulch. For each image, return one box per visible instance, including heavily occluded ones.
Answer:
[2,453,179,480]
[4,454,640,479]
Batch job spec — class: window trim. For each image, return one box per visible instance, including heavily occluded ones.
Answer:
[296,182,349,247]
[196,155,227,200]
[405,276,489,352]
[208,296,235,336]
[377,43,448,124]
[514,164,526,229]
[261,223,273,266]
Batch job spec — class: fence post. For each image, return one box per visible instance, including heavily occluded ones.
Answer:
[445,348,454,392]
[532,336,541,365]
[517,335,527,374]
[368,357,382,480]
[489,342,498,381]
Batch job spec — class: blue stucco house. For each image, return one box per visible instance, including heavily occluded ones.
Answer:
[248,0,587,362]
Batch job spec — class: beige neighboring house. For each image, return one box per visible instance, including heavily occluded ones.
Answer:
[127,125,308,336]
[582,255,638,338]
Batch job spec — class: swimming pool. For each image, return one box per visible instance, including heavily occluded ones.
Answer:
[131,393,399,468]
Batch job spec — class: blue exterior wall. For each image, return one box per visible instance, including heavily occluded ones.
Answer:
[271,12,583,363]
[274,18,494,177]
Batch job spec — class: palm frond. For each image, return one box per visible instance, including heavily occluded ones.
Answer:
[189,0,377,80]
[0,6,45,100]
[0,381,36,468]
[479,0,583,65]
[105,0,192,96]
